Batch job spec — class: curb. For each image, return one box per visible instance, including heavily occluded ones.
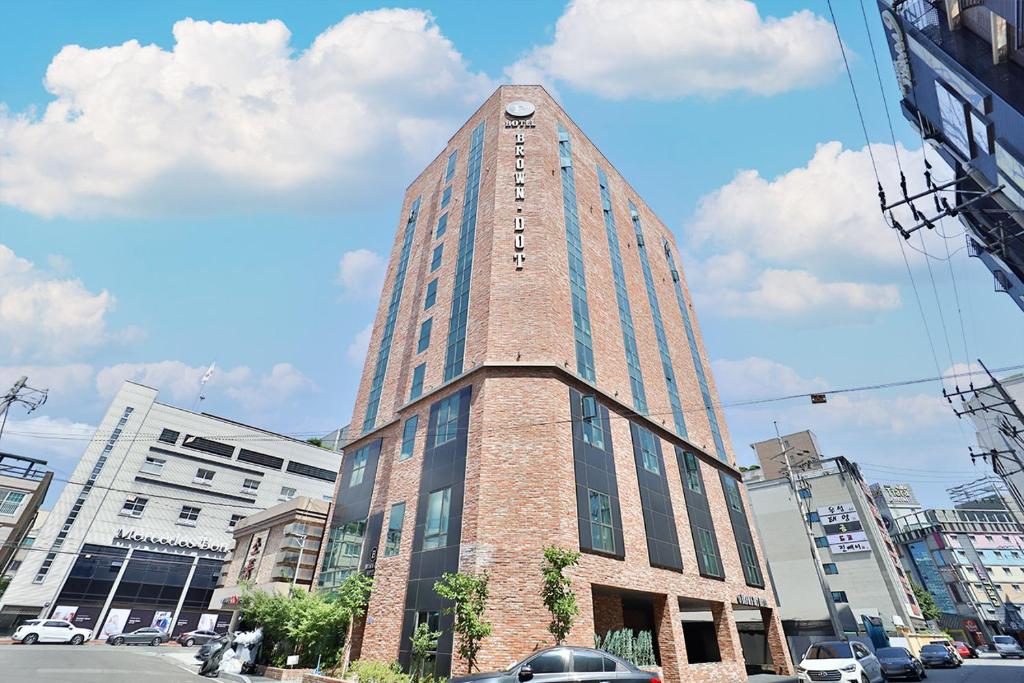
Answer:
[218,672,252,683]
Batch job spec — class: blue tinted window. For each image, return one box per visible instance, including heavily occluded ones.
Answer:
[444,150,457,182]
[440,186,451,209]
[807,511,820,523]
[410,364,426,400]
[431,244,443,272]
[436,212,448,238]
[399,416,418,461]
[823,563,839,575]
[424,279,438,309]
[417,318,432,353]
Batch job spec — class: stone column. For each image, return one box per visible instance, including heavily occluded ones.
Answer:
[710,602,741,663]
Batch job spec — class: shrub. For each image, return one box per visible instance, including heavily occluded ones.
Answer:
[410,622,441,683]
[597,628,656,667]
[347,660,410,683]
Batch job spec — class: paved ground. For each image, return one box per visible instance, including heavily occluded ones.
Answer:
[916,654,1024,683]
[0,643,233,682]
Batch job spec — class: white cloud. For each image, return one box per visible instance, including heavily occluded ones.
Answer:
[346,324,373,367]
[337,249,386,301]
[0,364,94,397]
[1,11,494,218]
[1,415,97,478]
[703,268,901,319]
[225,362,318,412]
[508,0,842,99]
[0,244,120,360]
[95,360,316,413]
[713,356,827,402]
[690,141,953,273]
[717,356,952,439]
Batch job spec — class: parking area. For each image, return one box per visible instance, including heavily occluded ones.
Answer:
[908,654,1024,683]
[0,643,227,683]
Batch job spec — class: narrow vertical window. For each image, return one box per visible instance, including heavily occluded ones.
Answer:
[580,395,605,451]
[445,149,458,182]
[399,416,419,461]
[436,213,448,238]
[440,186,452,210]
[417,318,433,353]
[588,490,615,554]
[433,393,460,446]
[683,452,702,493]
[697,528,722,577]
[638,429,660,475]
[410,364,426,401]
[349,447,369,487]
[385,502,406,557]
[424,487,452,550]
[743,543,765,586]
[431,244,444,272]
[424,279,438,310]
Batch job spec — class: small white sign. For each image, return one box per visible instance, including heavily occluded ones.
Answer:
[818,503,856,517]
[287,655,300,666]
[827,531,867,545]
[832,541,872,554]
[822,511,860,526]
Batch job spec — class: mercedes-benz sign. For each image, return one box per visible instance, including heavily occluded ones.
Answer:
[506,101,535,118]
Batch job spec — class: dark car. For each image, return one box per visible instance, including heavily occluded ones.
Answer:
[952,640,977,659]
[177,629,223,647]
[449,647,657,683]
[195,635,230,661]
[919,644,956,669]
[875,647,926,681]
[106,626,170,646]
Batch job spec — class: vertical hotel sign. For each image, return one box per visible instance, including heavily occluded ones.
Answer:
[506,100,535,270]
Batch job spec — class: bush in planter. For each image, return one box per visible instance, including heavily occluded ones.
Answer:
[597,628,656,668]
[633,631,656,667]
[346,660,411,683]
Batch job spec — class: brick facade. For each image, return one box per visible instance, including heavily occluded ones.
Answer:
[317,86,792,682]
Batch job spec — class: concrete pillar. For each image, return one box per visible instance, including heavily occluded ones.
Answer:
[169,556,200,637]
[654,596,687,683]
[94,547,134,638]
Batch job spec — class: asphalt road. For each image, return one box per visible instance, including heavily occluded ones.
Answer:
[0,644,223,683]
[916,655,1024,683]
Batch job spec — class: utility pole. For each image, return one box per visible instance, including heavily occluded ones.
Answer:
[773,421,846,639]
[944,360,1024,519]
[0,377,49,445]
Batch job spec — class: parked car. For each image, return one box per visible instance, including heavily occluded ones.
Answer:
[796,640,885,683]
[928,640,963,664]
[875,646,926,681]
[919,644,957,668]
[105,626,170,646]
[448,646,657,683]
[993,634,1024,658]
[11,619,92,645]
[177,629,223,647]
[195,635,231,661]
[952,640,977,659]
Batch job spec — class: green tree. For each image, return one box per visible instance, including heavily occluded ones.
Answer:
[434,571,493,674]
[306,437,324,448]
[334,572,375,676]
[911,581,942,622]
[409,622,441,682]
[540,546,580,644]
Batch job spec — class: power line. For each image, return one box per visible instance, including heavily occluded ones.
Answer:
[7,363,1024,448]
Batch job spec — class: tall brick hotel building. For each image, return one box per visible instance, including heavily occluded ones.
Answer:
[315,86,792,681]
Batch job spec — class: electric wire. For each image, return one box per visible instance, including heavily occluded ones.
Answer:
[7,362,1024,447]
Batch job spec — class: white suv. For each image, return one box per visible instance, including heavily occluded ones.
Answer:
[798,640,885,683]
[12,619,92,645]
[994,634,1024,658]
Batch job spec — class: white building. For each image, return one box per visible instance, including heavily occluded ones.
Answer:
[0,381,340,637]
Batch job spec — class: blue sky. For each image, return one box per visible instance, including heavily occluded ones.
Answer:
[2,0,1022,508]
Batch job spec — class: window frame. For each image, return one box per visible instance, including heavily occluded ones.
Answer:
[424,279,438,310]
[683,451,702,493]
[178,505,201,525]
[0,490,28,516]
[430,244,444,272]
[588,489,615,554]
[349,448,369,487]
[638,428,660,475]
[193,467,216,486]
[385,501,406,557]
[423,487,452,550]
[823,562,839,575]
[410,363,426,400]
[120,496,148,518]
[417,318,433,353]
[433,394,460,446]
[140,456,166,476]
[241,478,261,494]
[580,395,605,451]
[280,486,297,501]
[399,416,419,461]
